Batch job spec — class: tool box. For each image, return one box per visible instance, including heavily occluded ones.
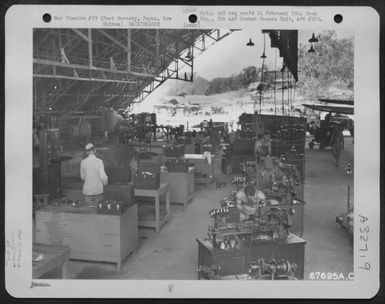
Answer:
[166,158,192,172]
[163,144,185,157]
[176,136,192,144]
[134,171,160,189]
[202,144,213,153]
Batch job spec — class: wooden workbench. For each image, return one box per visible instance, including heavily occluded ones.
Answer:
[183,154,222,185]
[35,204,138,271]
[33,243,71,279]
[135,182,170,233]
[160,167,194,209]
[196,234,306,279]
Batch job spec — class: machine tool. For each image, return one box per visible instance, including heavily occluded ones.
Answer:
[198,258,297,280]
[207,206,294,249]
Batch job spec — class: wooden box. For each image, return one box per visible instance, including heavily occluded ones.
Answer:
[166,158,191,173]
[35,204,138,271]
[160,167,194,208]
[163,144,185,157]
[134,172,160,190]
[212,156,223,177]
[184,143,195,154]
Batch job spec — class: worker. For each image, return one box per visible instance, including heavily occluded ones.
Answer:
[324,112,331,126]
[80,143,108,206]
[79,118,92,146]
[235,185,266,221]
[329,123,344,167]
[256,157,285,190]
[254,131,271,163]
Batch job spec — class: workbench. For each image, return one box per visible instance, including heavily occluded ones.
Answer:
[183,154,223,185]
[35,203,138,271]
[135,182,170,233]
[160,167,194,209]
[33,243,71,279]
[196,234,306,279]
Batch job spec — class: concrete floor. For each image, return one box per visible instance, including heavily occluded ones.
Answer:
[40,137,354,280]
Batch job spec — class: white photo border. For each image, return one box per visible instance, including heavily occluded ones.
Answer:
[4,5,380,298]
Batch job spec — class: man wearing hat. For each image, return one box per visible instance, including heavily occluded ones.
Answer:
[80,143,108,206]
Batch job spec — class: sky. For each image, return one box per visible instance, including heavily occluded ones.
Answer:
[133,29,353,112]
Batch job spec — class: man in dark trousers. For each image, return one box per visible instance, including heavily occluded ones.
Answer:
[329,123,344,167]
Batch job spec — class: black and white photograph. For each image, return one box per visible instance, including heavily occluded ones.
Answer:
[4,5,380,298]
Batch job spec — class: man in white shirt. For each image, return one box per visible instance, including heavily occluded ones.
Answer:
[80,143,108,206]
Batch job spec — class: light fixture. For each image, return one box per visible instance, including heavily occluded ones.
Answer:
[308,45,316,53]
[185,49,192,60]
[260,52,267,59]
[308,33,319,43]
[246,38,255,46]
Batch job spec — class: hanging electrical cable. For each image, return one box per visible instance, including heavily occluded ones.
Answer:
[281,67,285,115]
[287,70,290,116]
[260,33,267,114]
[274,49,277,116]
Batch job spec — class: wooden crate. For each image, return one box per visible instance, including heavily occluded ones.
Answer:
[35,204,138,271]
[160,167,194,208]
[184,143,195,154]
[212,156,223,177]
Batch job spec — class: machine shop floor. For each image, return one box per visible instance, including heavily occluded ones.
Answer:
[40,138,354,280]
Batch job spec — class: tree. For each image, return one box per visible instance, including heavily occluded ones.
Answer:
[297,31,354,102]
[166,74,210,96]
[205,66,263,95]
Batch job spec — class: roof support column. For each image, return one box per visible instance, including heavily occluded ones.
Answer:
[88,29,93,68]
[155,29,160,66]
[127,29,131,71]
